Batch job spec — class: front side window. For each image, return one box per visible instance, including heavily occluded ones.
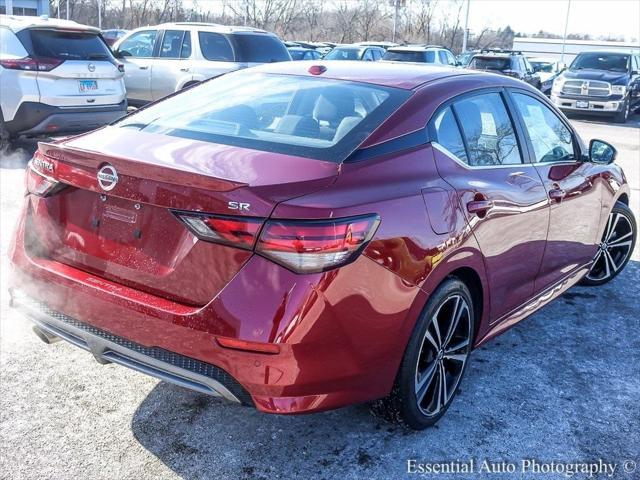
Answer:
[433,107,469,163]
[453,93,522,166]
[159,30,185,58]
[118,30,157,58]
[363,49,374,61]
[198,32,234,61]
[512,93,575,163]
[115,72,410,162]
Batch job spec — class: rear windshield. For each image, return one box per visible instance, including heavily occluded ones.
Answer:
[228,34,290,63]
[115,72,410,162]
[383,50,435,63]
[469,56,511,71]
[570,53,629,72]
[324,48,362,60]
[22,29,112,61]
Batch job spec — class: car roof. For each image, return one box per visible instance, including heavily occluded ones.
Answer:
[577,50,635,55]
[0,14,100,33]
[146,22,271,35]
[387,45,434,52]
[249,60,480,89]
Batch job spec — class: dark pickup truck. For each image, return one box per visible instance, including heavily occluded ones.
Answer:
[551,51,640,123]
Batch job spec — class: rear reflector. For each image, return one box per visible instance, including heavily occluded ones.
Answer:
[256,214,380,273]
[175,212,263,249]
[173,211,380,273]
[216,337,280,354]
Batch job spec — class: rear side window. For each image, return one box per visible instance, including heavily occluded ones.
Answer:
[229,34,290,63]
[198,32,234,61]
[22,30,112,61]
[433,107,468,163]
[0,27,28,57]
[453,93,522,166]
[116,72,410,162]
[159,30,185,58]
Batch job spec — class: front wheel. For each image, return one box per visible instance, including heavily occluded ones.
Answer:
[613,97,630,123]
[581,201,636,286]
[371,278,475,429]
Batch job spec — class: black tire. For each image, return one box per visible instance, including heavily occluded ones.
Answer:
[0,111,11,151]
[371,277,475,429]
[613,97,630,123]
[581,201,636,286]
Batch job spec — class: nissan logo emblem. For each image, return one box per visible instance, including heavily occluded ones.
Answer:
[97,164,118,191]
[87,63,96,72]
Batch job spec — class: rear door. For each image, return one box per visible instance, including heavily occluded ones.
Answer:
[19,28,124,107]
[150,29,193,101]
[508,90,601,291]
[115,29,158,103]
[430,90,549,322]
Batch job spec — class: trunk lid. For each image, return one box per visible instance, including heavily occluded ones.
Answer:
[29,127,338,305]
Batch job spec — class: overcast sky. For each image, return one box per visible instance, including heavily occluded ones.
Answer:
[465,0,639,40]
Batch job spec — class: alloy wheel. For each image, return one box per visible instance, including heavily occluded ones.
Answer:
[414,294,471,417]
[586,211,634,282]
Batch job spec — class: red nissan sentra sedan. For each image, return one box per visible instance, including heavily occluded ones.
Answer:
[9,61,636,429]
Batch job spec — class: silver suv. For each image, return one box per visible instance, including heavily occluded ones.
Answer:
[382,45,458,65]
[113,22,291,106]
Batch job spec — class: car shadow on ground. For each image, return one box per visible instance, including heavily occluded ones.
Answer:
[130,261,640,480]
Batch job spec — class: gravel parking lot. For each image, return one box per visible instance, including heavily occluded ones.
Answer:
[1,115,639,479]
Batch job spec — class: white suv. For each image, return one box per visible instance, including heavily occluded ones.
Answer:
[0,15,127,146]
[382,45,458,66]
[112,22,291,106]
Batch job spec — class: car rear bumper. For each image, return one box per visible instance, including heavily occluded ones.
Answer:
[550,94,625,114]
[8,201,424,414]
[5,101,128,136]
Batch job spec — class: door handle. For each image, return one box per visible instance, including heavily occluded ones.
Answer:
[467,200,493,216]
[139,66,149,70]
[180,67,190,72]
[548,187,566,202]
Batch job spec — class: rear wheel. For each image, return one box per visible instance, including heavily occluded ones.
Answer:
[581,202,636,286]
[0,112,11,151]
[371,278,475,429]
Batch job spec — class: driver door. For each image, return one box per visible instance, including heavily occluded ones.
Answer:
[116,29,158,104]
[509,90,601,292]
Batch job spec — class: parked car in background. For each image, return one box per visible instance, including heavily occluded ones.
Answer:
[101,28,128,46]
[528,57,565,94]
[0,15,126,147]
[354,41,398,50]
[11,61,634,431]
[323,44,385,61]
[551,51,640,123]
[467,50,541,89]
[456,49,480,67]
[287,46,322,61]
[113,22,290,106]
[382,45,457,65]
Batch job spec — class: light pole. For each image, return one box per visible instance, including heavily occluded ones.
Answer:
[560,0,571,64]
[462,0,470,52]
[392,0,399,43]
[66,0,69,20]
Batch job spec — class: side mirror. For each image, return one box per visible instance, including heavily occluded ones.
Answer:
[589,139,617,164]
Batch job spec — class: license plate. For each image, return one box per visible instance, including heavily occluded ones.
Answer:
[576,100,589,109]
[78,80,98,93]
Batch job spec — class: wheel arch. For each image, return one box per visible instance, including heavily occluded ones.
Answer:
[446,266,484,343]
[616,192,629,206]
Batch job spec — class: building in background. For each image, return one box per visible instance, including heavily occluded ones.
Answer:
[0,0,49,16]
[513,37,640,64]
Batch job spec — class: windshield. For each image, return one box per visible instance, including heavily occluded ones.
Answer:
[570,53,629,72]
[383,50,435,63]
[228,34,290,63]
[469,56,511,71]
[24,30,112,60]
[116,72,410,162]
[530,61,554,73]
[324,48,362,60]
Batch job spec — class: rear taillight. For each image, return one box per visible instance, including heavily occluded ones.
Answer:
[256,215,380,273]
[0,57,63,72]
[25,165,65,197]
[175,212,263,249]
[174,212,380,273]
